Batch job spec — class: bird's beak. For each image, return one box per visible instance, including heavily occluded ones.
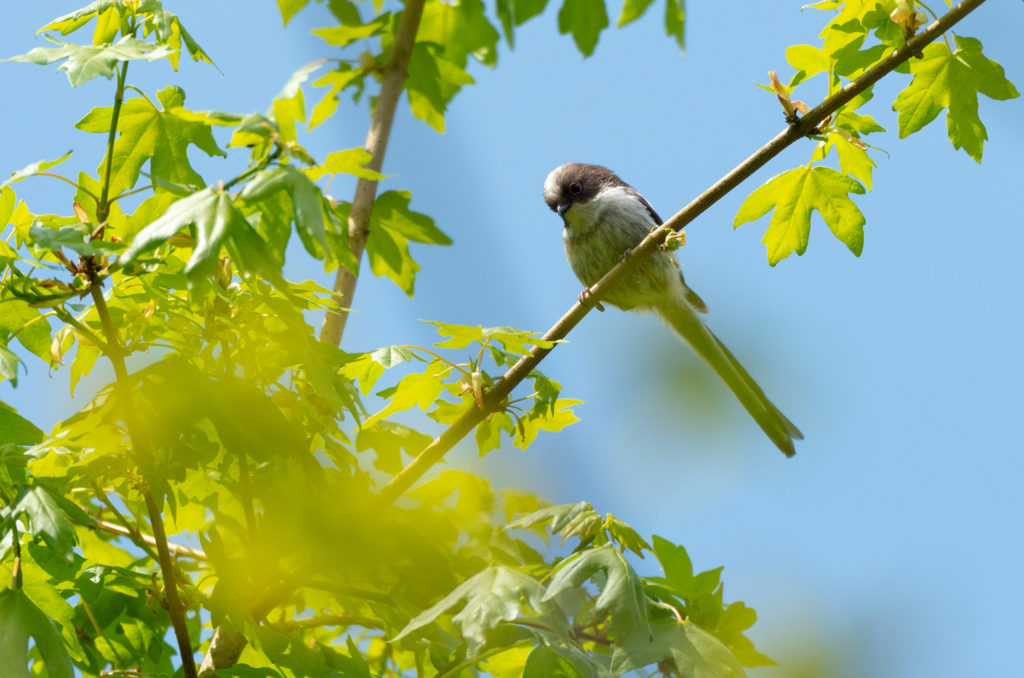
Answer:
[556,202,571,216]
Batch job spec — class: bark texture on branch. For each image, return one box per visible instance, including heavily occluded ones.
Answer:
[319,0,427,347]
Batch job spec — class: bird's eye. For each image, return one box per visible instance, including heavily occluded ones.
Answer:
[569,182,582,195]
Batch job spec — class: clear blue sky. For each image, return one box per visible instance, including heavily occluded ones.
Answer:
[2,2,1022,676]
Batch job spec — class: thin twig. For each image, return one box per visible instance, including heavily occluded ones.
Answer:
[91,481,158,560]
[377,0,987,505]
[88,515,208,560]
[270,612,386,630]
[34,172,100,203]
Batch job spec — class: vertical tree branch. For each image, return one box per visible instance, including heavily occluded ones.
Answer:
[319,0,427,347]
[377,0,987,504]
[199,1,428,672]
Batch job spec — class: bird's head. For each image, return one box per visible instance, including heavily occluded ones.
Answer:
[543,163,620,221]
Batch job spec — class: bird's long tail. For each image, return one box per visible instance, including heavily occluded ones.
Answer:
[652,296,803,457]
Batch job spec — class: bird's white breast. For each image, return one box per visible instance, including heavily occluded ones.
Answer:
[563,185,653,235]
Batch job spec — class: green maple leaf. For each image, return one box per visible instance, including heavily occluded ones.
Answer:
[494,0,548,47]
[394,565,548,652]
[365,191,451,295]
[241,165,331,263]
[557,0,609,57]
[16,485,77,562]
[5,35,173,87]
[405,44,474,133]
[120,187,278,280]
[2,151,73,188]
[544,543,648,635]
[312,13,390,47]
[619,0,656,27]
[523,646,581,678]
[417,0,499,67]
[734,166,866,266]
[612,621,746,678]
[893,36,1019,162]
[0,589,74,678]
[75,86,224,197]
[0,402,44,446]
[38,1,213,70]
[304,148,386,181]
[664,0,686,51]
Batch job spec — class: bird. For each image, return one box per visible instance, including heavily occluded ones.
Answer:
[543,162,803,456]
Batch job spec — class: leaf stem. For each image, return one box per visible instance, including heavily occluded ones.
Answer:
[33,172,100,203]
[124,84,158,110]
[109,183,156,204]
[91,481,157,557]
[377,0,989,505]
[915,1,953,50]
[401,344,470,376]
[222,145,282,192]
[89,516,208,560]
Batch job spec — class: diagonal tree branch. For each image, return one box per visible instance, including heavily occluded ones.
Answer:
[377,0,987,505]
[319,0,428,347]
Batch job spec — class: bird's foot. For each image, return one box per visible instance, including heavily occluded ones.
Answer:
[578,289,604,312]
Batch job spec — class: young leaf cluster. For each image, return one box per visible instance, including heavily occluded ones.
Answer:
[734,0,1017,265]
[394,501,772,676]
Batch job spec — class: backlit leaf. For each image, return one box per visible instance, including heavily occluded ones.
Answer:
[75,87,224,196]
[418,0,499,67]
[312,13,390,47]
[557,0,609,57]
[394,566,546,651]
[372,191,451,245]
[612,621,745,678]
[664,0,685,51]
[305,148,386,181]
[6,35,173,87]
[0,588,74,678]
[17,485,77,562]
[278,0,313,25]
[619,0,656,27]
[120,187,277,280]
[0,402,44,445]
[544,544,647,634]
[893,37,1019,162]
[240,165,329,262]
[2,151,73,189]
[734,166,865,265]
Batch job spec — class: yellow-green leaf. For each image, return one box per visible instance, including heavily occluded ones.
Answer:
[893,37,1019,162]
[734,166,865,265]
